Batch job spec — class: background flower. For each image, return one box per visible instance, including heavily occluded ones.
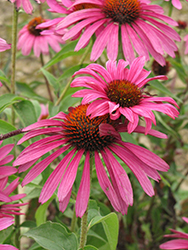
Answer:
[164,0,188,10]
[57,0,180,65]
[0,141,17,180]
[160,217,188,249]
[13,104,169,217]
[0,38,11,52]
[71,57,179,133]
[0,177,27,231]
[9,0,46,14]
[17,16,64,57]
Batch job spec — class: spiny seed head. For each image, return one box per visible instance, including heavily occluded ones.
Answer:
[152,60,171,76]
[106,79,142,107]
[103,0,141,24]
[62,105,116,152]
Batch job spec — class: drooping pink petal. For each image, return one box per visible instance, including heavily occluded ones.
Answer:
[75,151,90,217]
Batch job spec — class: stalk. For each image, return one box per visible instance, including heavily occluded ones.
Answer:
[11,4,20,249]
[55,41,92,106]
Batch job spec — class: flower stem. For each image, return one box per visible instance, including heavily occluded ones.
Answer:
[70,207,77,232]
[11,5,20,249]
[55,41,92,106]
[0,128,24,141]
[79,208,88,249]
[168,2,173,17]
[11,4,18,126]
[40,54,54,102]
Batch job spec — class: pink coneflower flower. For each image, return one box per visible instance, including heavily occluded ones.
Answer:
[56,0,180,65]
[71,57,179,134]
[0,38,11,52]
[36,0,75,36]
[164,0,188,10]
[17,16,64,57]
[9,0,46,14]
[160,217,188,249]
[0,177,27,231]
[13,104,169,217]
[184,34,188,54]
[0,141,17,180]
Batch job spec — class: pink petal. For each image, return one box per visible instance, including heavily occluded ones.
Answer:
[75,151,90,217]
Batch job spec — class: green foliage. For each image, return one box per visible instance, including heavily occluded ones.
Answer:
[23,222,78,250]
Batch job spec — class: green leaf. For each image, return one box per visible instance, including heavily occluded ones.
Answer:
[16,82,48,102]
[0,69,10,85]
[35,195,55,226]
[149,77,182,103]
[168,57,186,83]
[13,100,37,127]
[23,222,78,250]
[43,41,84,69]
[40,68,59,91]
[28,242,46,250]
[20,221,37,228]
[0,93,24,113]
[79,246,98,250]
[88,213,119,250]
[0,120,24,143]
[154,112,178,138]
[58,64,88,82]
[0,226,13,244]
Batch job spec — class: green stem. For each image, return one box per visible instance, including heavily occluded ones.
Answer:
[55,41,92,106]
[79,208,88,249]
[70,207,77,232]
[40,54,54,102]
[79,154,94,249]
[168,2,173,17]
[11,4,18,126]
[11,5,19,249]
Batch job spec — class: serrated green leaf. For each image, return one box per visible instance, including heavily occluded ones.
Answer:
[23,222,78,250]
[13,100,37,127]
[35,195,55,226]
[0,93,24,113]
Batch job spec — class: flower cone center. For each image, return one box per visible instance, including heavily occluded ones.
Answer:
[152,60,170,76]
[27,17,46,36]
[103,0,141,24]
[106,80,142,107]
[63,105,116,151]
